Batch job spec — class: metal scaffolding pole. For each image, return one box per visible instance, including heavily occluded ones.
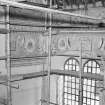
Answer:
[79,39,83,105]
[47,0,52,105]
[41,64,45,105]
[6,5,12,105]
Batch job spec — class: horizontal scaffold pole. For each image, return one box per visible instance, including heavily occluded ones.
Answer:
[0,0,103,21]
[0,70,103,83]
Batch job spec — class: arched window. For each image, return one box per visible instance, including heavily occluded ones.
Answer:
[64,58,80,105]
[62,59,101,105]
[83,60,100,105]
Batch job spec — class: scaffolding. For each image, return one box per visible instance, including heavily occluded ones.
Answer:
[0,0,104,105]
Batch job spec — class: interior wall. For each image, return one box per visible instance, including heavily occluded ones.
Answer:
[12,78,42,105]
[73,6,105,19]
[0,33,67,105]
[0,3,105,105]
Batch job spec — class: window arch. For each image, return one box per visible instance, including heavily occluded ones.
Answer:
[64,58,79,71]
[83,60,100,105]
[84,60,100,74]
[64,58,80,105]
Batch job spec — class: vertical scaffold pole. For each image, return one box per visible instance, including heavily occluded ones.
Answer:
[44,10,47,31]
[6,5,12,105]
[79,39,83,105]
[47,0,52,105]
[41,64,45,105]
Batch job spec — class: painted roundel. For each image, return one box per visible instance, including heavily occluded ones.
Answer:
[25,38,35,53]
[58,37,67,50]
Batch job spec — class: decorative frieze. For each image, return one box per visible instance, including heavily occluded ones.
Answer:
[10,31,44,58]
[10,30,105,59]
